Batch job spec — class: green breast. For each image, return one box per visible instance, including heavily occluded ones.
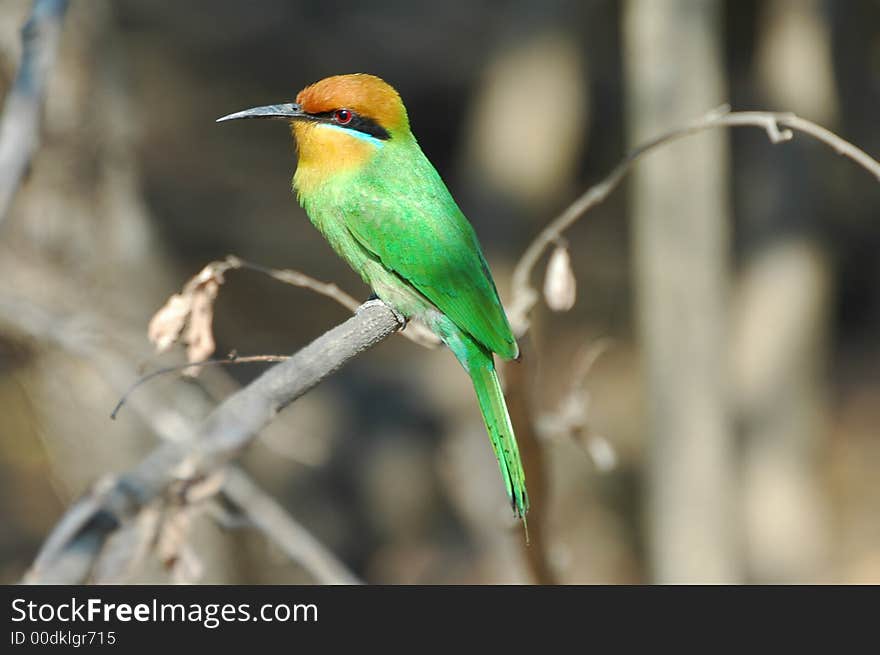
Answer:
[298,136,518,360]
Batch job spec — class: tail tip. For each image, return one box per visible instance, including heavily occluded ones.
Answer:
[510,492,530,543]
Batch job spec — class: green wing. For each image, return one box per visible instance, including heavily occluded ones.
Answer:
[341,149,518,360]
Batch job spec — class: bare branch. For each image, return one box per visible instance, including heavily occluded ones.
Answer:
[23,300,402,584]
[0,0,69,225]
[221,467,363,585]
[508,107,880,335]
[148,255,439,366]
[222,255,441,349]
[110,353,290,420]
[532,337,617,469]
[223,255,362,313]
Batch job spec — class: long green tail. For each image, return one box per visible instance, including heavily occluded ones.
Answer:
[468,356,530,521]
[427,313,529,521]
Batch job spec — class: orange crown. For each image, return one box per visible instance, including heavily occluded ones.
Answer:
[296,74,408,133]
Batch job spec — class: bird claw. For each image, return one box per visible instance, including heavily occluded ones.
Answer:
[359,297,407,327]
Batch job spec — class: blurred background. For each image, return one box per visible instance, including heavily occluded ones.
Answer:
[0,0,878,584]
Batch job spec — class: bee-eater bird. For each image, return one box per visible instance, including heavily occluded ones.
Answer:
[218,73,529,522]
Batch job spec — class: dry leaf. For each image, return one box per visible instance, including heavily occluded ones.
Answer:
[156,508,188,564]
[543,245,576,311]
[147,263,227,375]
[183,274,221,374]
[147,294,191,353]
[155,497,207,583]
[585,435,617,472]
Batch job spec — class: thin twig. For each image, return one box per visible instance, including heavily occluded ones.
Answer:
[222,255,440,349]
[508,106,880,335]
[110,353,289,420]
[0,0,69,225]
[224,255,361,312]
[142,255,437,413]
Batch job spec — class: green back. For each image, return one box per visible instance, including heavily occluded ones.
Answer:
[317,134,518,360]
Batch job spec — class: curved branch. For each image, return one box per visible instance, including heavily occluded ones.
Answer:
[221,255,440,349]
[23,300,402,584]
[222,468,362,585]
[508,106,880,335]
[0,0,69,225]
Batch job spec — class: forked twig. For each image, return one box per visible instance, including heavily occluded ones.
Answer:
[508,106,880,335]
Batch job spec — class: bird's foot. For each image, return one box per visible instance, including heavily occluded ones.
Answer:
[358,297,407,327]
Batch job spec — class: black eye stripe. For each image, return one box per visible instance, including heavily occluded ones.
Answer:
[311,110,391,140]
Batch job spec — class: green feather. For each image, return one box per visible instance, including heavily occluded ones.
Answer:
[428,312,529,518]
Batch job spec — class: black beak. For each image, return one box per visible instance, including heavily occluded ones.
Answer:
[216,102,308,123]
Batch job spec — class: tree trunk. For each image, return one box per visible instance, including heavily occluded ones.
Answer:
[624,0,738,583]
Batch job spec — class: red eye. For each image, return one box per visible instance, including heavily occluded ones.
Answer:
[334,109,352,125]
